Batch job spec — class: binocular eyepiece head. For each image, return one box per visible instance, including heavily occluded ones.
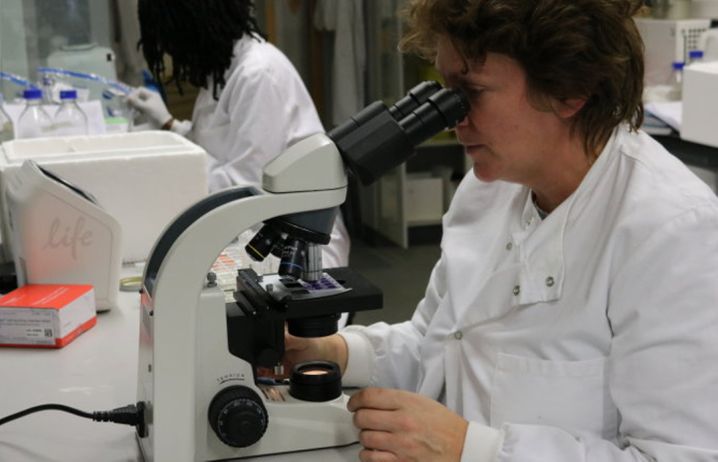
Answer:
[329,81,469,185]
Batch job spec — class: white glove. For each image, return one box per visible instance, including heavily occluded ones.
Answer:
[126,87,173,128]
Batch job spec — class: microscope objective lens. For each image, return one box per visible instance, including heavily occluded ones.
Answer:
[245,224,283,261]
[278,238,307,280]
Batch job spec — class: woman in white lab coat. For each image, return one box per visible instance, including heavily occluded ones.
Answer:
[126,0,350,268]
[285,1,718,461]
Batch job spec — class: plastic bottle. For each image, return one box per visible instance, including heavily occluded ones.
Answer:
[53,89,88,136]
[0,94,14,143]
[102,89,130,133]
[667,61,684,101]
[40,74,55,104]
[16,88,53,139]
[688,49,704,65]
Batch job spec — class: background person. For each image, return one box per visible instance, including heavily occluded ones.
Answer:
[284,0,718,460]
[126,0,350,269]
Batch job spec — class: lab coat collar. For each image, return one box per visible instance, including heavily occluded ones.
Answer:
[509,125,623,307]
[509,188,565,306]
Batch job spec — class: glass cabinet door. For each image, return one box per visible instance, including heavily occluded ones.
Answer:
[363,0,409,247]
[1,0,120,100]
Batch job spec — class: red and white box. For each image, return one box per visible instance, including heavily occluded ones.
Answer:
[0,284,96,348]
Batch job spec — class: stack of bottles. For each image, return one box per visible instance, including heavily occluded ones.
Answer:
[37,67,133,134]
[2,68,138,140]
[11,88,89,139]
[665,50,707,102]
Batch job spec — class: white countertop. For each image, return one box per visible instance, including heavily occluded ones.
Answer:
[0,268,360,461]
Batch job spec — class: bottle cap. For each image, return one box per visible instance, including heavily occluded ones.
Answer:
[689,50,704,59]
[59,89,78,100]
[23,88,42,99]
[672,61,685,70]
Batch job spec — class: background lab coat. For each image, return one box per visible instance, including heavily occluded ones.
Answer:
[187,34,349,268]
[341,124,718,461]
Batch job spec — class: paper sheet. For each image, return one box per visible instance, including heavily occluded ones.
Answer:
[645,101,683,132]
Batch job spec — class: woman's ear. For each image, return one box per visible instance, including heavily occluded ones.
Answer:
[554,97,587,119]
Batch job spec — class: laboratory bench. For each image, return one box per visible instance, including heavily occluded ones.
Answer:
[0,266,361,462]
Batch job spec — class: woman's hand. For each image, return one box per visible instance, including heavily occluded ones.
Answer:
[348,388,468,462]
[283,330,348,374]
[126,87,173,128]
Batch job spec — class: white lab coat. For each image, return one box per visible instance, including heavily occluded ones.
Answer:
[342,125,718,461]
[184,35,350,268]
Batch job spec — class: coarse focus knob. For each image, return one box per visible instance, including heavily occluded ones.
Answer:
[208,386,268,448]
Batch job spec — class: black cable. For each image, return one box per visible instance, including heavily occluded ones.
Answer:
[0,404,92,425]
[0,402,146,436]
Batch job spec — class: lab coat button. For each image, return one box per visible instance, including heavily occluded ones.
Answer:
[545,276,555,287]
[505,242,513,250]
[513,285,520,296]
[454,331,463,340]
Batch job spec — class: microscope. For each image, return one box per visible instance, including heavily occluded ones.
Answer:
[136,81,468,461]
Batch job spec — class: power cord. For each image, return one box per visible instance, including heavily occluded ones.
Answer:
[0,402,147,437]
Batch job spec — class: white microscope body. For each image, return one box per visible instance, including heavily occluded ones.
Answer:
[137,134,355,461]
[136,81,469,461]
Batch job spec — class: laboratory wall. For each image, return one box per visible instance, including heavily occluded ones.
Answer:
[0,0,29,82]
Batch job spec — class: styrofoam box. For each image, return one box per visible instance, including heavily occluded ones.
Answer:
[405,173,444,224]
[0,131,208,263]
[681,61,718,149]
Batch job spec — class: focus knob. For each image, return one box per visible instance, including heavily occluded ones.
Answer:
[208,386,268,448]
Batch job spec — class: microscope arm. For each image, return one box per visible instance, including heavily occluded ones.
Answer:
[262,133,347,193]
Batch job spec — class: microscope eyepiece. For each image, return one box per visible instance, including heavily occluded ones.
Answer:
[398,88,470,146]
[388,80,442,120]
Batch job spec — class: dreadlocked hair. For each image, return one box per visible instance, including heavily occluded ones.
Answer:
[138,0,266,99]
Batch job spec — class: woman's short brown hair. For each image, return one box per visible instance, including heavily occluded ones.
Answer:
[400,0,645,156]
